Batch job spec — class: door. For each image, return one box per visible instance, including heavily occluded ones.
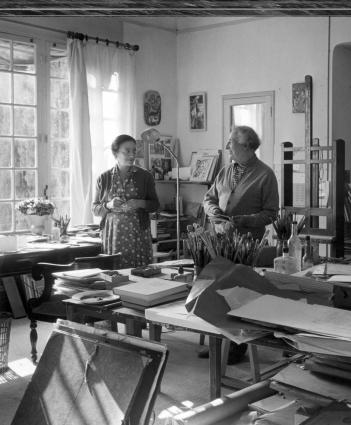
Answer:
[222,91,275,168]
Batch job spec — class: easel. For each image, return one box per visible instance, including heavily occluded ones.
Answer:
[281,75,345,257]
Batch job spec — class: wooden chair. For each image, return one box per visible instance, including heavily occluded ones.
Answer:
[25,253,121,363]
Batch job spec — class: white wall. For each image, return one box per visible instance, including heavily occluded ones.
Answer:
[123,22,177,140]
[176,17,330,172]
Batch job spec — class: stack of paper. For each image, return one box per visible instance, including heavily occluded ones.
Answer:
[113,278,188,308]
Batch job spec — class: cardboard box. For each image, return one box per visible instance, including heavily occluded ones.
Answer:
[99,271,129,285]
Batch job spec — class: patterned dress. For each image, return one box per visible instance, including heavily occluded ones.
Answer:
[103,167,154,268]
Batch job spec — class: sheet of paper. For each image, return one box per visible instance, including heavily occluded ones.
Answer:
[217,286,262,310]
[228,294,351,340]
[63,268,103,278]
[274,331,351,357]
[328,275,351,283]
[312,263,351,276]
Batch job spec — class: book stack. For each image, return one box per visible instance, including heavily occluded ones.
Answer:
[112,278,189,310]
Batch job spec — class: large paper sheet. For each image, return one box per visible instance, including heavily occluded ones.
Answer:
[228,295,351,340]
[185,257,308,343]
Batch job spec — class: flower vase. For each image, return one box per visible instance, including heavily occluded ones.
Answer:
[26,215,48,235]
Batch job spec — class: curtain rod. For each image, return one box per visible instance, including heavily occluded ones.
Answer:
[67,31,139,51]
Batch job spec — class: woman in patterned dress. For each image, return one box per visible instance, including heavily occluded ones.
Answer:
[92,134,160,268]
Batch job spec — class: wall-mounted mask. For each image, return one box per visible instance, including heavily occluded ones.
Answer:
[144,90,161,126]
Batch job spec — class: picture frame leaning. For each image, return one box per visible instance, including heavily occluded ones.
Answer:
[189,92,207,131]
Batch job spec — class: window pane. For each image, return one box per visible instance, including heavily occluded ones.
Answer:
[0,72,11,103]
[51,79,69,109]
[14,106,36,136]
[14,138,36,167]
[15,169,36,198]
[52,199,70,218]
[13,42,35,73]
[50,110,69,138]
[50,169,70,198]
[0,105,12,135]
[50,48,67,78]
[0,170,12,199]
[0,137,12,167]
[14,73,36,105]
[0,202,12,231]
[51,140,69,168]
[0,39,11,71]
[15,204,28,230]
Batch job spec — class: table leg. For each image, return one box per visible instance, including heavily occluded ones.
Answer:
[209,335,222,399]
[149,323,162,341]
[248,344,261,383]
[125,318,142,337]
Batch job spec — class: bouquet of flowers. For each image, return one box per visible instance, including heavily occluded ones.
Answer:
[17,198,55,216]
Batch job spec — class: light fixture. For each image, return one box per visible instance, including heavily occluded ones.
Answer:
[140,128,181,259]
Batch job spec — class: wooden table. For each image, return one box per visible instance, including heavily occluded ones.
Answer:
[0,238,101,317]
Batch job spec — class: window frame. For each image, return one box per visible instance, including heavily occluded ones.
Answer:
[0,28,68,234]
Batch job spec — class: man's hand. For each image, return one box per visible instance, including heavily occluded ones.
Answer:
[232,215,246,227]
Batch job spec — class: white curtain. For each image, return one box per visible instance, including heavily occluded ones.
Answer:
[67,39,136,225]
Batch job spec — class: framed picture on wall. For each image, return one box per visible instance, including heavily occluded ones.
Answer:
[189,92,207,131]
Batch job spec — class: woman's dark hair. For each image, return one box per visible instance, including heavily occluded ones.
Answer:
[111,134,136,155]
[234,126,261,151]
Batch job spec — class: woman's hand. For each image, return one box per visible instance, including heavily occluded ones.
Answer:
[106,197,125,210]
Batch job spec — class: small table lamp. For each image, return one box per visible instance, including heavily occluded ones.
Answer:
[140,128,181,259]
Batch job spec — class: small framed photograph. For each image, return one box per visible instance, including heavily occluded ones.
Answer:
[189,92,207,131]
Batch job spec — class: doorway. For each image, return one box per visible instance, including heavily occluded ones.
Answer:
[222,91,275,167]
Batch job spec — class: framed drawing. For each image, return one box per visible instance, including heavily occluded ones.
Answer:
[292,82,306,113]
[189,151,216,182]
[189,92,207,131]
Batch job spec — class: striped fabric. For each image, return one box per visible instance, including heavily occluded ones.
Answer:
[231,162,246,190]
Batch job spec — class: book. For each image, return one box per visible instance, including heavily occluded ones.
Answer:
[121,290,188,310]
[113,278,188,306]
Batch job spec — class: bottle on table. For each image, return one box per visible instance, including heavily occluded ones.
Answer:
[302,235,314,270]
[288,220,302,272]
[51,223,60,242]
[274,241,299,274]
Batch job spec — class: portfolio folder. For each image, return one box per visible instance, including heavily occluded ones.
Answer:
[11,320,168,425]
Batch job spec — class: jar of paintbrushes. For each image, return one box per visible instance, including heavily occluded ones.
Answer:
[185,222,269,280]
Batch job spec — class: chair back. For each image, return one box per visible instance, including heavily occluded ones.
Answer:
[73,253,121,271]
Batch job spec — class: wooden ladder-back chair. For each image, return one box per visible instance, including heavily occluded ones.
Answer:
[26,253,121,363]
